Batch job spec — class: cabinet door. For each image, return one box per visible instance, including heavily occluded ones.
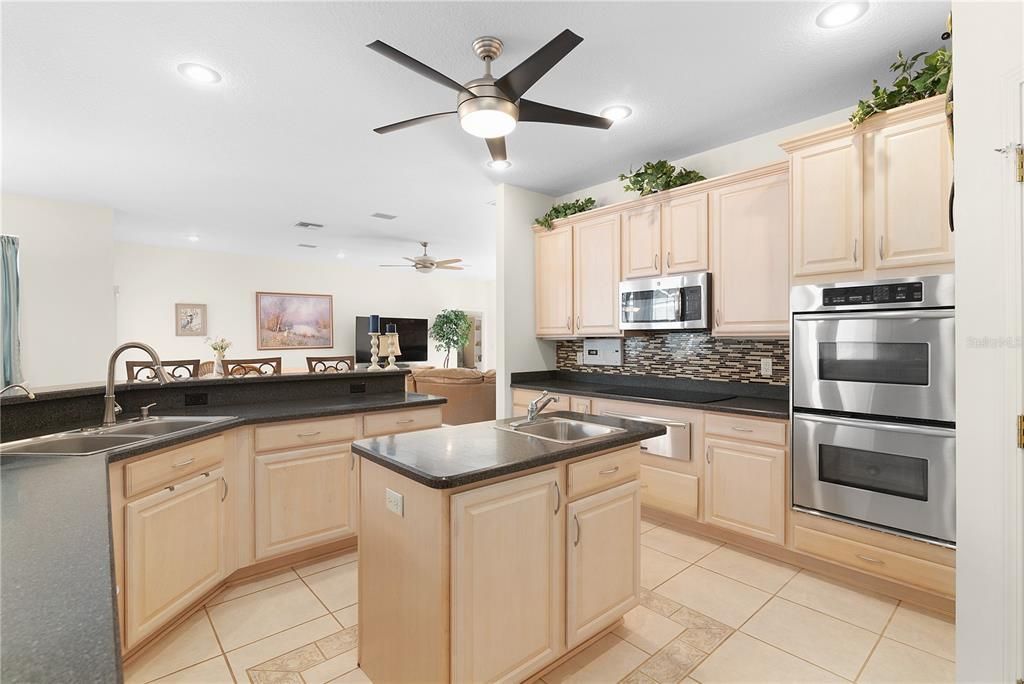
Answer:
[254,444,354,560]
[662,193,709,274]
[791,135,864,277]
[125,468,227,647]
[621,205,662,279]
[451,469,564,683]
[704,438,785,545]
[711,172,790,337]
[573,214,622,335]
[566,481,640,648]
[640,463,699,519]
[872,112,954,269]
[569,397,592,415]
[535,227,574,336]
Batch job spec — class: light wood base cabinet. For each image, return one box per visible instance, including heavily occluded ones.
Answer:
[704,437,786,545]
[640,463,698,520]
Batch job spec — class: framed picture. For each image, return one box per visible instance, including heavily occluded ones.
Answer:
[256,292,334,350]
[175,303,207,336]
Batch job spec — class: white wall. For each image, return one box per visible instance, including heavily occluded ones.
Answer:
[556,107,851,207]
[495,184,557,417]
[113,242,496,378]
[952,2,1024,681]
[0,194,116,386]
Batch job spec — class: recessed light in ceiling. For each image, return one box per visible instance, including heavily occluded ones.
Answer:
[487,159,512,170]
[370,212,398,220]
[600,105,633,121]
[177,62,222,84]
[816,1,869,28]
[336,251,346,259]
[187,235,200,242]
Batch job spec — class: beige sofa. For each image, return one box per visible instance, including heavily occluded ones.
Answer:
[408,368,496,425]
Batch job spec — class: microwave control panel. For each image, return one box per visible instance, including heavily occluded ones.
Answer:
[822,282,924,307]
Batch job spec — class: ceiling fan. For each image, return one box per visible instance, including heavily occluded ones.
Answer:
[367,29,612,164]
[379,242,464,273]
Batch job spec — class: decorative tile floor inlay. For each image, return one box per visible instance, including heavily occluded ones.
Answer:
[126,522,956,684]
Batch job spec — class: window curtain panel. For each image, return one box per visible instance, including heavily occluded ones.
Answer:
[1,235,23,385]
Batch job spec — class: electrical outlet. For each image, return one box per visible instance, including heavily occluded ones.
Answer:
[385,488,404,517]
[760,358,773,377]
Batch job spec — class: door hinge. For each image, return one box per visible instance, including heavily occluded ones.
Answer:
[1016,146,1024,183]
[1018,415,1024,449]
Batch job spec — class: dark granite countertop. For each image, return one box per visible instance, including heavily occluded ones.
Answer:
[0,390,443,684]
[352,410,666,489]
[510,371,789,420]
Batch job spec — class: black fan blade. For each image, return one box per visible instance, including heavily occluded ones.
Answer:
[367,40,472,96]
[486,137,507,162]
[494,29,583,101]
[518,99,612,129]
[374,111,456,134]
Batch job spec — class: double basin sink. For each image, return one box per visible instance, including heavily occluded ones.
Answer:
[0,416,235,456]
[495,416,625,445]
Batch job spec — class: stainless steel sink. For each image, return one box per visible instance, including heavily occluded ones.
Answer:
[1,416,234,456]
[496,416,625,444]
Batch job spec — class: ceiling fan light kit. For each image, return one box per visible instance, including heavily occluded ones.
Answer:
[379,241,465,274]
[368,29,613,164]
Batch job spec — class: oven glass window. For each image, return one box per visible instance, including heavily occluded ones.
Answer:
[818,342,929,385]
[818,445,928,501]
[621,289,680,323]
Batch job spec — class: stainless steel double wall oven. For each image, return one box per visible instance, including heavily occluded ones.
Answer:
[790,275,955,544]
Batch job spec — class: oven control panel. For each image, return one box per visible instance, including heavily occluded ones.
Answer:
[822,282,924,306]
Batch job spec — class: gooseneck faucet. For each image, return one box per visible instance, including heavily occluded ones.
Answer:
[0,383,36,399]
[104,342,171,426]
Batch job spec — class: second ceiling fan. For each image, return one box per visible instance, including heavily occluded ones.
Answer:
[367,29,613,164]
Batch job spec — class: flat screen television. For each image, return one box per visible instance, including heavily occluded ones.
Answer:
[355,316,429,363]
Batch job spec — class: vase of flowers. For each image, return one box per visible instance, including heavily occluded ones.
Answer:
[206,337,232,377]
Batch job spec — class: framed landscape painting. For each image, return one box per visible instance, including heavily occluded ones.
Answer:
[256,292,333,350]
[175,303,207,336]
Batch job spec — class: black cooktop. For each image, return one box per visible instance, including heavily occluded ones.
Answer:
[598,386,737,404]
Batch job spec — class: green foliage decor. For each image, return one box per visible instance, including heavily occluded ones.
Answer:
[430,309,473,368]
[619,160,706,196]
[535,197,597,230]
[850,47,951,127]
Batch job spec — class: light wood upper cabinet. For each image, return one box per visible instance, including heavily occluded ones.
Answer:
[566,481,640,648]
[254,443,355,560]
[662,193,709,274]
[451,469,564,683]
[704,437,785,545]
[870,109,953,270]
[124,468,227,647]
[711,170,790,337]
[573,214,621,336]
[790,134,863,277]
[535,226,574,337]
[621,204,662,279]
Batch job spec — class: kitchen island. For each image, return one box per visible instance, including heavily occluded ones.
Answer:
[352,411,666,684]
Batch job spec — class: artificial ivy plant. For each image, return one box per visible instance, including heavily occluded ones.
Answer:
[850,47,951,127]
[619,160,706,196]
[429,308,473,368]
[534,197,596,230]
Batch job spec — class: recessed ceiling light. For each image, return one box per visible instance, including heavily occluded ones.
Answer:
[177,62,222,84]
[187,235,200,242]
[600,105,633,121]
[816,2,869,28]
[336,251,346,259]
[487,160,512,170]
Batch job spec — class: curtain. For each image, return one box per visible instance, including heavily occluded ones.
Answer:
[1,235,22,385]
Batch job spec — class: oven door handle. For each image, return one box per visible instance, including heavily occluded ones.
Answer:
[793,412,955,437]
[794,310,953,322]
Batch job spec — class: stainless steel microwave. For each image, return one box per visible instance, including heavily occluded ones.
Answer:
[619,272,710,331]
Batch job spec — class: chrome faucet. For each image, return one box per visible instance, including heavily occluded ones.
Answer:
[0,383,35,399]
[104,342,171,426]
[526,390,559,422]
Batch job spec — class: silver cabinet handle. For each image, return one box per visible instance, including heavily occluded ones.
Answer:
[652,253,657,269]
[705,445,711,464]
[715,309,721,327]
[566,316,571,331]
[639,445,649,451]
[878,235,884,261]
[297,431,321,438]
[655,253,660,271]
[171,457,195,469]
[554,482,561,515]
[666,251,671,267]
[573,514,581,547]
[396,419,415,424]
[856,553,885,565]
[576,315,581,330]
[852,238,858,263]
[350,454,355,471]
[221,476,229,502]
[640,484,649,489]
[599,466,620,475]
[731,426,754,433]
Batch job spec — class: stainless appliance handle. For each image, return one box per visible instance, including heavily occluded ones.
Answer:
[793,412,955,437]
[794,309,953,322]
[601,411,690,428]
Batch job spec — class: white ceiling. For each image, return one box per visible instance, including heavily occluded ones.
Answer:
[2,1,949,276]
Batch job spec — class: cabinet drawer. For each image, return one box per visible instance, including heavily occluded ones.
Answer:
[792,525,954,597]
[568,447,640,499]
[124,435,226,498]
[254,417,358,452]
[363,407,442,438]
[706,413,787,446]
[640,464,698,519]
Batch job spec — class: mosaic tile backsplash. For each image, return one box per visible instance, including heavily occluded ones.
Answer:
[556,332,790,385]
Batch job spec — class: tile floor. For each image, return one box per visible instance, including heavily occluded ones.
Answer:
[124,522,955,684]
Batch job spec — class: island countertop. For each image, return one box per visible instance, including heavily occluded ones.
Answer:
[351,411,667,489]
